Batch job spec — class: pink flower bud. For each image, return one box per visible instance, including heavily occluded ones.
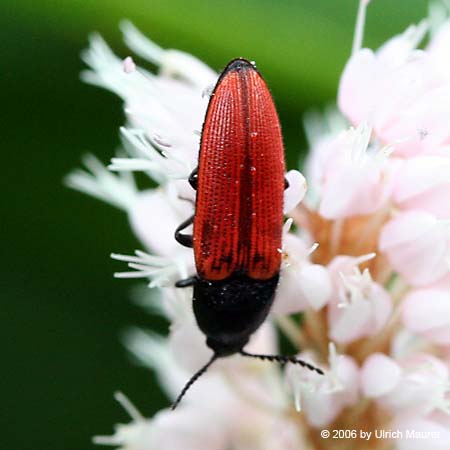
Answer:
[360,353,402,397]
[274,234,332,314]
[402,277,450,344]
[365,353,450,417]
[316,125,393,219]
[393,156,450,218]
[286,345,359,427]
[339,21,450,157]
[327,255,392,344]
[379,211,450,286]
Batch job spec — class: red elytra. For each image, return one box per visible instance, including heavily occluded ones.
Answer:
[172,58,322,410]
[194,59,286,281]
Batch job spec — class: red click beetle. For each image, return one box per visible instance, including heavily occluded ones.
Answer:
[173,58,323,408]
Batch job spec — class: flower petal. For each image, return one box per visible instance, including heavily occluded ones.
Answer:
[284,170,307,214]
[393,156,450,218]
[360,353,402,397]
[402,287,450,344]
[379,211,450,286]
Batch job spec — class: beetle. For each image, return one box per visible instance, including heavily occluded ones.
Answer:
[173,58,323,409]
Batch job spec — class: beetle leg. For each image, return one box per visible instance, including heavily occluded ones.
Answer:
[175,276,198,288]
[189,167,198,190]
[284,178,290,190]
[175,214,194,248]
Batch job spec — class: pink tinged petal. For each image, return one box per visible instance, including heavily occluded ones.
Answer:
[284,170,307,214]
[318,163,381,219]
[302,392,343,428]
[339,21,427,130]
[328,287,392,344]
[304,126,347,207]
[381,354,449,416]
[335,355,360,407]
[304,136,334,188]
[273,267,310,315]
[260,420,306,450]
[379,211,450,286]
[402,288,450,344]
[302,355,360,427]
[327,254,376,279]
[372,284,393,331]
[285,346,356,425]
[274,234,330,314]
[393,156,450,218]
[339,23,450,158]
[382,83,450,157]
[424,326,450,344]
[338,49,377,125]
[393,157,450,200]
[297,264,332,311]
[329,299,372,344]
[405,353,449,380]
[376,23,427,67]
[327,257,392,344]
[317,126,393,219]
[360,353,402,397]
[391,328,428,360]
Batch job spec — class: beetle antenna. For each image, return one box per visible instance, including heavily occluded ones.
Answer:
[240,349,324,375]
[171,353,218,410]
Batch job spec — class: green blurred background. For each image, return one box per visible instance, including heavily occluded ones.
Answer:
[2,0,427,448]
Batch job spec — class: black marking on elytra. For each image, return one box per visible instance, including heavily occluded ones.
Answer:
[252,253,265,264]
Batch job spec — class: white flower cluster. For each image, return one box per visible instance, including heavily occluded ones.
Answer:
[69,2,450,449]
